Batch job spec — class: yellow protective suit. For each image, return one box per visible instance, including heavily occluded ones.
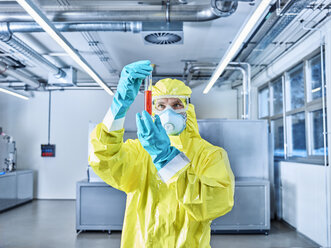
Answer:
[89,78,235,248]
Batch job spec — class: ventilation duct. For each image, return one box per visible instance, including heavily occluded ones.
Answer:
[7,22,142,33]
[0,1,238,22]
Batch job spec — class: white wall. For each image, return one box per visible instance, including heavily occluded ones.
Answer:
[0,90,144,199]
[250,19,331,247]
[0,85,237,199]
[280,161,328,246]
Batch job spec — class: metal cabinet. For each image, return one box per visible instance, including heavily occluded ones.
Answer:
[76,180,126,233]
[17,170,34,205]
[0,170,33,212]
[212,178,270,233]
[0,172,17,211]
[76,178,269,234]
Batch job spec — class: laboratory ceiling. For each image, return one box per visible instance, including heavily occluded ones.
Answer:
[0,0,259,87]
[2,0,329,92]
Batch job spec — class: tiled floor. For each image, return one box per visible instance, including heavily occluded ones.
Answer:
[0,200,320,248]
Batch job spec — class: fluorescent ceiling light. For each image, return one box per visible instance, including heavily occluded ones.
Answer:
[16,0,114,96]
[0,87,29,100]
[312,87,321,93]
[203,0,273,94]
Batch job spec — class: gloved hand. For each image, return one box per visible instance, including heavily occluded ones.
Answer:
[111,60,153,119]
[136,111,180,171]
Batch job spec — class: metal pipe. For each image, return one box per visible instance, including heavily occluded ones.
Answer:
[185,62,250,119]
[7,22,142,33]
[0,2,238,22]
[211,0,238,17]
[230,62,251,119]
[48,90,51,144]
[186,66,215,84]
[320,36,331,248]
[7,85,117,91]
[182,62,189,82]
[0,22,65,78]
[166,0,171,23]
[227,66,247,119]
[0,61,39,87]
[186,66,212,82]
[281,75,287,158]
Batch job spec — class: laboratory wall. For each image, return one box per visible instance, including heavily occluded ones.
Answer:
[250,19,331,247]
[280,161,328,246]
[0,89,140,199]
[0,85,237,199]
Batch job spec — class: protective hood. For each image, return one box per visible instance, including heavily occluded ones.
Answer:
[169,103,200,150]
[152,78,192,97]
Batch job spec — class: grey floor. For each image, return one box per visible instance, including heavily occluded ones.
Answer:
[0,200,320,248]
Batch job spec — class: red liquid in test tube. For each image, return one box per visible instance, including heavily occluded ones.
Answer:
[144,90,152,115]
[144,73,153,115]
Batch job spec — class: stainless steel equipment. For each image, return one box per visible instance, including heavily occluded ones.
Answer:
[76,178,270,234]
[198,119,270,233]
[0,170,33,212]
[0,127,17,172]
[197,119,269,179]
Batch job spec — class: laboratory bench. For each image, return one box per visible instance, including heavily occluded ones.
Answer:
[0,170,34,212]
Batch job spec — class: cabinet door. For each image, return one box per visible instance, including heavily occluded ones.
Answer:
[17,172,33,201]
[212,184,268,230]
[0,174,17,211]
[79,186,126,226]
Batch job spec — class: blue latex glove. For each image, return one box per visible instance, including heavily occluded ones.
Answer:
[136,111,180,171]
[111,60,153,119]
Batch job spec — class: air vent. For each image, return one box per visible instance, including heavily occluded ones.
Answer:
[142,22,183,45]
[144,32,182,45]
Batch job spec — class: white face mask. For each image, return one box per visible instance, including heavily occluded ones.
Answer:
[159,108,186,136]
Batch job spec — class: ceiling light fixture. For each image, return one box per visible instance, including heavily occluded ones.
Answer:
[203,0,273,94]
[0,87,29,100]
[311,87,321,93]
[16,0,114,96]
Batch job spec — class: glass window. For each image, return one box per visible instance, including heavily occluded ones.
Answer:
[311,109,328,156]
[260,52,326,162]
[308,54,322,101]
[287,112,306,157]
[286,64,304,111]
[271,77,283,115]
[272,118,284,157]
[258,87,269,118]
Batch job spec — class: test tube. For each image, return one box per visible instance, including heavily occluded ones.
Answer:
[144,67,153,115]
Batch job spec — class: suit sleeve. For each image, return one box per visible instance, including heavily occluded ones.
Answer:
[88,122,144,193]
[158,148,235,222]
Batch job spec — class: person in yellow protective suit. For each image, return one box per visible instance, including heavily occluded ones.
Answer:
[89,60,235,248]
